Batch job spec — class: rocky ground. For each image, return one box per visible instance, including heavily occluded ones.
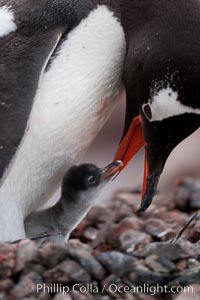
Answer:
[0,178,199,300]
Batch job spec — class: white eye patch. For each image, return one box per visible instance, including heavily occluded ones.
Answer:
[143,86,200,122]
[0,6,17,38]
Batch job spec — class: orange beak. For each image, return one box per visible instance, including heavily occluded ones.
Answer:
[114,115,149,208]
[114,111,200,212]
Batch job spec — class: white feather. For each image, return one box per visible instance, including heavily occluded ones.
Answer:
[144,86,200,122]
[0,5,126,241]
[0,6,17,38]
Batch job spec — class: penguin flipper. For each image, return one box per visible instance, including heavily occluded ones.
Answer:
[0,0,92,181]
[0,30,64,180]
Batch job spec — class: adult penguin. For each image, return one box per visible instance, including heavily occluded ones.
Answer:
[0,0,126,241]
[1,0,200,242]
[114,0,200,212]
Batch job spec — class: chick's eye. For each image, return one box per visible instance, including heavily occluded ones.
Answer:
[88,176,96,183]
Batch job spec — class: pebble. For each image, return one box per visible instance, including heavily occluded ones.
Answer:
[0,243,17,279]
[187,258,200,269]
[71,291,95,300]
[119,216,143,231]
[39,243,68,268]
[54,294,72,300]
[169,268,200,286]
[119,229,152,252]
[145,255,176,273]
[174,178,200,210]
[127,266,169,286]
[83,227,99,241]
[134,240,200,261]
[10,273,38,298]
[15,240,38,272]
[87,207,111,225]
[0,279,14,292]
[96,251,136,276]
[0,180,199,299]
[145,218,174,239]
[66,241,105,280]
[43,260,91,284]
[188,220,200,243]
[173,284,200,300]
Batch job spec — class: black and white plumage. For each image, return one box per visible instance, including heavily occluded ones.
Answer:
[24,161,122,242]
[1,0,200,242]
[0,0,126,241]
[116,0,200,212]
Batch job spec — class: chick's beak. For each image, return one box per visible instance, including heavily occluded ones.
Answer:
[100,161,123,181]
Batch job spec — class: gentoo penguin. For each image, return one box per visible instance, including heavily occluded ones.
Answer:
[0,0,126,241]
[113,0,200,212]
[1,0,200,242]
[24,161,122,242]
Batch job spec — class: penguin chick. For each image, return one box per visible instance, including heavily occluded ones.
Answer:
[24,161,122,242]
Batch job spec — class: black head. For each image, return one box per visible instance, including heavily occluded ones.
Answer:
[61,161,122,197]
[62,164,101,195]
[138,44,200,211]
[115,0,200,211]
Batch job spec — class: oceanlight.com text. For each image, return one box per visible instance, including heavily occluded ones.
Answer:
[36,283,194,296]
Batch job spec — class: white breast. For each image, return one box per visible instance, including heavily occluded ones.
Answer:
[0,5,126,238]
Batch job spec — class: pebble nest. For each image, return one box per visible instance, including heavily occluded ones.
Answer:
[0,179,200,300]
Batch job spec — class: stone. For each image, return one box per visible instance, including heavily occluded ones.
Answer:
[0,293,10,300]
[113,190,142,209]
[145,218,174,239]
[66,243,105,280]
[10,273,37,298]
[164,210,188,226]
[175,178,200,210]
[96,251,136,276]
[188,220,200,243]
[187,258,200,269]
[39,243,68,268]
[87,207,111,225]
[173,285,200,300]
[170,268,200,286]
[128,267,169,286]
[0,279,14,292]
[145,255,176,273]
[15,240,38,272]
[116,216,142,232]
[67,239,91,252]
[43,260,91,284]
[134,241,200,261]
[83,227,99,241]
[119,229,152,252]
[70,291,95,300]
[54,294,72,300]
[0,243,17,279]
[0,182,199,298]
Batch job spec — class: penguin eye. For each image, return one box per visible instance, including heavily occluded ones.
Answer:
[88,175,96,184]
